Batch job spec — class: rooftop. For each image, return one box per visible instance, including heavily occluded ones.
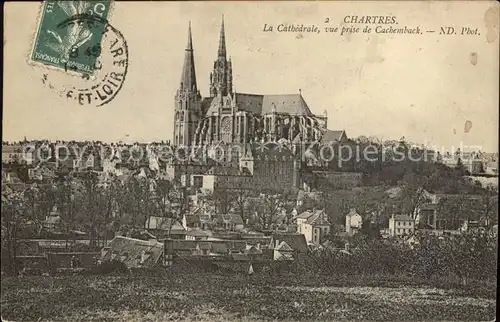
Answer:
[391,214,414,222]
[238,93,313,116]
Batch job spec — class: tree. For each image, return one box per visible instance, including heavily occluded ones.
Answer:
[441,234,497,286]
[1,194,25,275]
[76,171,101,248]
[352,188,392,225]
[122,175,156,229]
[228,188,252,223]
[398,171,440,218]
[22,185,45,237]
[154,178,175,217]
[455,157,469,176]
[253,192,291,230]
[480,186,498,228]
[150,177,189,238]
[212,188,231,214]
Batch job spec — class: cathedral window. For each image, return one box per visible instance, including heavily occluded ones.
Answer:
[221,117,232,133]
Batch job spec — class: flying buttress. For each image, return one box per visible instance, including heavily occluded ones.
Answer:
[194,121,204,145]
[201,118,209,144]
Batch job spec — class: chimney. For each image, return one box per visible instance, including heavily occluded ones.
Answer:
[256,243,261,250]
[344,242,350,252]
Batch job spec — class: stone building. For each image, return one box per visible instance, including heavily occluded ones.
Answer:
[296,209,331,244]
[170,17,351,194]
[173,18,336,148]
[345,208,363,236]
[389,214,415,237]
[168,142,302,192]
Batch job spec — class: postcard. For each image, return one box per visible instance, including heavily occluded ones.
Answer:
[2,1,498,321]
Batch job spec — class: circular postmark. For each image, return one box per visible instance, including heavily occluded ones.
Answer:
[40,14,128,107]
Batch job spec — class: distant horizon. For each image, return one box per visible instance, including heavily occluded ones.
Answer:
[2,136,498,154]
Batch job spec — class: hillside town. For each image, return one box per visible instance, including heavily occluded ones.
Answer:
[2,18,499,275]
[2,17,498,277]
[2,135,498,275]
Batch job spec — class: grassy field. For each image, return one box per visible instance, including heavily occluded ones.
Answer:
[1,271,496,321]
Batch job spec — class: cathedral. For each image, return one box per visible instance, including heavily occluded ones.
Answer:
[172,18,341,148]
[169,18,350,194]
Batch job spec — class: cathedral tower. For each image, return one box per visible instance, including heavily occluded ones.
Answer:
[174,22,202,147]
[209,16,233,97]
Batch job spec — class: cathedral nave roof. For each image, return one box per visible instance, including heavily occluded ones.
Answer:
[235,93,313,116]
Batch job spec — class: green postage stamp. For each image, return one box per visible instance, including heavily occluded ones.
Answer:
[30,1,112,75]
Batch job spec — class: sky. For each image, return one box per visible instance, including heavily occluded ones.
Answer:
[3,1,499,152]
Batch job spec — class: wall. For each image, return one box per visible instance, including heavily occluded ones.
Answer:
[47,252,100,269]
[346,214,362,235]
[300,224,313,243]
[253,158,295,192]
[389,219,415,236]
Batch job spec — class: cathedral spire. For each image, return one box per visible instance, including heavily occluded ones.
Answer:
[209,16,232,97]
[180,21,197,92]
[218,15,226,58]
[187,21,193,50]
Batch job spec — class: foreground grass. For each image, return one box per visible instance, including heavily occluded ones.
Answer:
[1,271,496,321]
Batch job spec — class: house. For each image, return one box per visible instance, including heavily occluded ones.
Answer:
[389,214,415,237]
[345,208,362,236]
[186,214,202,229]
[243,244,265,261]
[439,152,487,174]
[42,205,63,231]
[296,209,330,244]
[100,236,164,268]
[484,161,498,175]
[415,193,487,230]
[185,229,212,240]
[295,190,322,208]
[244,244,263,255]
[164,239,256,259]
[320,130,348,144]
[269,233,308,259]
[28,165,56,183]
[2,144,28,164]
[272,241,295,261]
[415,203,438,228]
[460,220,486,233]
[213,214,245,231]
[43,215,62,231]
[166,240,201,258]
[145,216,187,239]
[186,207,213,230]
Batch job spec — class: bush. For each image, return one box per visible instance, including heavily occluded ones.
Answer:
[268,233,497,287]
[89,260,129,275]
